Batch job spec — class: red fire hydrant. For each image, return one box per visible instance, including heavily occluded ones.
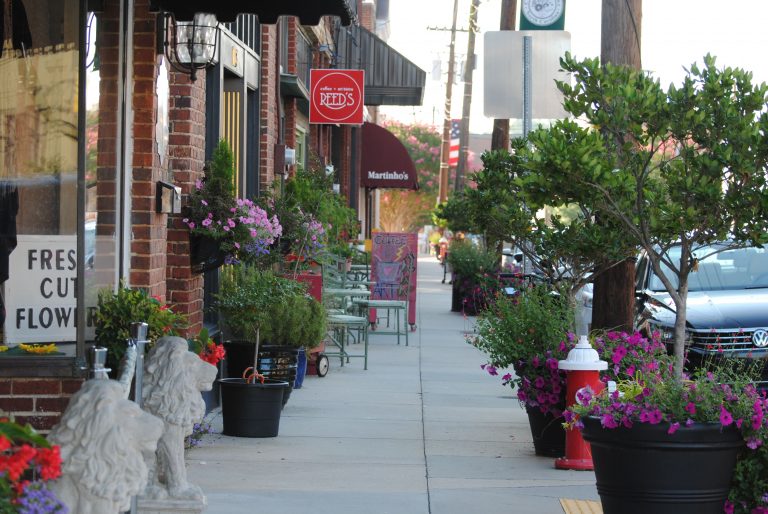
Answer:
[555,335,607,471]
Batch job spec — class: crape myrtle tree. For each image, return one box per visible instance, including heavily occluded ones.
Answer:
[524,53,768,378]
[379,121,445,232]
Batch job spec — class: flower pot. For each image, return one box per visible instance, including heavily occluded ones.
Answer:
[223,342,298,406]
[294,348,307,389]
[580,416,743,514]
[525,405,566,457]
[189,233,227,274]
[223,340,254,379]
[218,378,286,438]
[258,345,299,406]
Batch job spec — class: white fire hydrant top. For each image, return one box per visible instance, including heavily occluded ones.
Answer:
[558,335,608,371]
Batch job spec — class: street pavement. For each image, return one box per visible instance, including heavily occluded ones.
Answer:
[185,254,600,514]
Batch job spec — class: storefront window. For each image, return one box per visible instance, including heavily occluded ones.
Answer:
[0,0,118,363]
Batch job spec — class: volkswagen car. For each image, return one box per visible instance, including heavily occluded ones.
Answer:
[635,243,768,382]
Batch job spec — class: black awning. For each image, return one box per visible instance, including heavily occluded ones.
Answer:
[149,0,356,25]
[280,74,310,115]
[360,122,418,190]
[335,26,425,106]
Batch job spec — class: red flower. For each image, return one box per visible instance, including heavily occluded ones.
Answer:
[0,444,36,481]
[34,446,62,481]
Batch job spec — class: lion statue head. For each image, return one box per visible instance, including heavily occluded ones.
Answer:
[49,379,164,514]
[142,336,218,434]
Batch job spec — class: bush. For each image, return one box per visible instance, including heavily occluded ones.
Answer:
[95,284,186,370]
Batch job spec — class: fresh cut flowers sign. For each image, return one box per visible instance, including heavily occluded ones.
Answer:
[5,235,79,344]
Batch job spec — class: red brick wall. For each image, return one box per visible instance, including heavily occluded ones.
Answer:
[165,65,207,335]
[361,1,375,31]
[0,379,83,433]
[130,2,167,298]
[260,25,278,190]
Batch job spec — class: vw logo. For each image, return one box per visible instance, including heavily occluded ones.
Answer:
[752,329,768,348]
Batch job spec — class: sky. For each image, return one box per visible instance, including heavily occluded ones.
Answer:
[378,0,768,135]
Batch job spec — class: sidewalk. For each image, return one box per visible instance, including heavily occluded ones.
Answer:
[186,255,600,514]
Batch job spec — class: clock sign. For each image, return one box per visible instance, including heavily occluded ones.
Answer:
[520,0,566,30]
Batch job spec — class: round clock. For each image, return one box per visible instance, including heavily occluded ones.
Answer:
[522,0,564,27]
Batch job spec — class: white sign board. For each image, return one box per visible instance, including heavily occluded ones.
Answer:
[483,31,571,119]
[4,235,78,344]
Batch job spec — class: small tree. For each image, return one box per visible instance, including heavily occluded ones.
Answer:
[526,54,768,377]
[437,143,634,327]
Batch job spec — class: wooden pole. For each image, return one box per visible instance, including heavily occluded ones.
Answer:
[438,0,460,204]
[590,0,643,333]
[454,0,480,192]
[490,0,517,151]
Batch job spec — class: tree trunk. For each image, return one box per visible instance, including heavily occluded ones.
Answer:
[591,0,642,333]
[590,260,636,333]
[490,0,516,151]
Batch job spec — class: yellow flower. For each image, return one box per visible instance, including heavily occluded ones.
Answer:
[0,346,8,352]
[19,343,59,354]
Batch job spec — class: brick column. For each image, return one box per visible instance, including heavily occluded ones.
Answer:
[165,68,207,335]
[129,2,167,298]
[260,25,278,190]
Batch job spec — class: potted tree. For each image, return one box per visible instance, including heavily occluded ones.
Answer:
[215,266,299,437]
[529,54,768,514]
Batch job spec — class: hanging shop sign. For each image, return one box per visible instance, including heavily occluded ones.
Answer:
[370,232,418,326]
[309,69,365,125]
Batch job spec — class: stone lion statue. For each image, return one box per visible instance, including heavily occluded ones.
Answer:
[49,379,164,514]
[142,336,218,500]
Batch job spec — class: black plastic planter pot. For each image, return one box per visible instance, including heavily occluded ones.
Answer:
[218,378,287,438]
[525,405,566,457]
[189,234,227,274]
[581,416,743,514]
[223,342,298,406]
[258,345,299,406]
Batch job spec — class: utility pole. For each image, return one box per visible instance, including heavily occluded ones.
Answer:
[490,0,517,151]
[454,0,480,192]
[590,0,642,333]
[436,0,460,204]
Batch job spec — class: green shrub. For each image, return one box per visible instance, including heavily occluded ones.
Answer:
[94,284,187,370]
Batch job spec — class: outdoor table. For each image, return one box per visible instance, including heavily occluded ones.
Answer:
[325,314,369,369]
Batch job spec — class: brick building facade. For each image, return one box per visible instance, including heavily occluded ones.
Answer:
[0,0,423,432]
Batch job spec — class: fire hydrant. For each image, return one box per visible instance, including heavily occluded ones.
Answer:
[555,335,607,471]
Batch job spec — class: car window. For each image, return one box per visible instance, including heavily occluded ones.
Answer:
[648,245,768,292]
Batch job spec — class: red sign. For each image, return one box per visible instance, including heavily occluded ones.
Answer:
[309,69,365,125]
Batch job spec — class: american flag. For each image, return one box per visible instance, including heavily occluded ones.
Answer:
[449,119,460,167]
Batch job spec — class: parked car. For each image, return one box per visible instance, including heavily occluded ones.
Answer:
[635,243,768,384]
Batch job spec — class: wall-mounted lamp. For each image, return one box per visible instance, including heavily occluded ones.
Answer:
[156,181,182,213]
[160,11,219,81]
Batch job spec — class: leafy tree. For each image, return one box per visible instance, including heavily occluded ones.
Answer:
[524,54,768,377]
[378,121,444,230]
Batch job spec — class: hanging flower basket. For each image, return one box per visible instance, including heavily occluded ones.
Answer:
[189,233,227,274]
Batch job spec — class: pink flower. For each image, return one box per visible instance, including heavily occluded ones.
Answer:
[720,406,734,426]
[667,422,680,435]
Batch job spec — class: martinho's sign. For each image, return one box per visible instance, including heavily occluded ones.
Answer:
[309,69,365,125]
